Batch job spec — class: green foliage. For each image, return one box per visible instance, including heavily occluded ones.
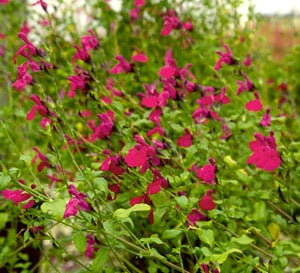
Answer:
[1,0,300,272]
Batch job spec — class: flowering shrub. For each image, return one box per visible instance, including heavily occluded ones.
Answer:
[1,1,300,272]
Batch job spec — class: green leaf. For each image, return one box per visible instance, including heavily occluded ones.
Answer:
[232,234,254,245]
[253,201,266,222]
[0,213,9,229]
[211,248,242,264]
[73,232,87,254]
[0,172,11,191]
[113,204,151,218]
[162,229,182,240]
[140,234,166,245]
[94,177,108,196]
[175,195,188,208]
[20,154,32,166]
[40,199,66,220]
[92,248,109,272]
[197,229,215,248]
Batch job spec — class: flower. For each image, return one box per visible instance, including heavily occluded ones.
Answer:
[2,189,35,209]
[26,94,49,120]
[177,128,192,148]
[160,9,180,36]
[109,55,132,74]
[199,189,216,211]
[247,131,281,172]
[187,208,207,226]
[196,158,217,184]
[2,180,35,209]
[64,185,91,218]
[245,91,263,112]
[85,234,98,258]
[214,44,235,71]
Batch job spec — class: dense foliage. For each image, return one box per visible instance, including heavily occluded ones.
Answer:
[1,1,300,272]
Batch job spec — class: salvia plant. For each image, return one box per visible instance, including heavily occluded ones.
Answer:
[1,0,300,272]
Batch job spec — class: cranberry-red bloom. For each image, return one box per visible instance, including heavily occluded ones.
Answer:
[196,158,217,184]
[2,188,35,209]
[247,131,281,171]
[245,91,263,112]
[124,147,148,167]
[177,128,192,148]
[199,189,216,211]
[260,108,271,127]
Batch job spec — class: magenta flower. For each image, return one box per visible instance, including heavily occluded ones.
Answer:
[85,234,98,258]
[236,74,254,95]
[177,128,192,148]
[214,44,235,71]
[81,29,99,51]
[196,158,217,185]
[187,208,207,226]
[245,91,263,112]
[161,9,180,36]
[214,86,230,105]
[243,54,252,66]
[2,189,34,209]
[124,146,148,167]
[2,181,35,209]
[199,189,216,211]
[89,110,114,142]
[131,50,148,63]
[260,108,271,127]
[159,65,176,78]
[109,55,132,74]
[100,150,124,176]
[32,147,51,172]
[26,94,49,121]
[247,131,281,172]
[64,185,91,218]
[0,0,9,4]
[31,0,47,11]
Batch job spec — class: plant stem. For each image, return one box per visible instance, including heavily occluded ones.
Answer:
[114,235,191,273]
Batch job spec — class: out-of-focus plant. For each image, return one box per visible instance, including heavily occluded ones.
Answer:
[1,1,300,273]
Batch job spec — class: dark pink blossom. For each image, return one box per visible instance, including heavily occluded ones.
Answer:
[0,0,9,4]
[214,44,235,71]
[214,86,230,104]
[109,55,132,74]
[81,29,99,51]
[236,74,254,95]
[161,9,180,36]
[124,147,148,167]
[64,184,91,218]
[260,108,271,127]
[100,150,124,176]
[2,180,35,209]
[247,131,281,172]
[32,147,51,172]
[131,50,148,63]
[26,94,49,120]
[67,67,92,98]
[89,110,114,141]
[134,0,145,6]
[187,208,207,226]
[201,264,209,273]
[243,54,252,66]
[159,65,176,78]
[177,128,192,148]
[147,180,161,195]
[196,158,217,185]
[31,0,47,11]
[199,189,216,211]
[85,234,98,258]
[245,91,263,112]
